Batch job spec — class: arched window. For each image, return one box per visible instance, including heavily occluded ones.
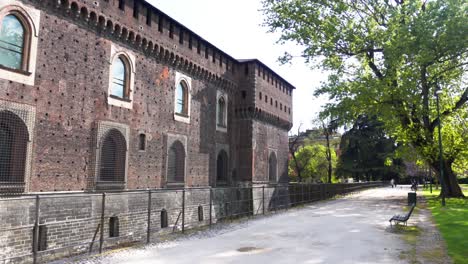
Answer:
[217,96,226,127]
[110,56,130,99]
[99,129,126,183]
[269,152,277,182]
[167,141,185,184]
[0,14,28,70]
[216,150,228,183]
[175,81,188,115]
[0,111,28,188]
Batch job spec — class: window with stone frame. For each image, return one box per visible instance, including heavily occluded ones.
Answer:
[98,129,126,185]
[138,133,146,151]
[175,80,189,116]
[166,140,185,184]
[217,96,226,127]
[0,13,30,72]
[0,110,28,191]
[110,55,131,101]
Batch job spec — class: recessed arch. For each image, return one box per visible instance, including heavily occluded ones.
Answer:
[98,129,126,183]
[167,140,185,184]
[0,110,29,187]
[268,151,277,182]
[216,149,228,184]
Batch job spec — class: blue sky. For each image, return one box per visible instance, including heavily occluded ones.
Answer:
[148,0,329,134]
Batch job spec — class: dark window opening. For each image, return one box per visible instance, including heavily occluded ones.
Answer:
[275,101,278,108]
[118,0,125,10]
[179,29,183,44]
[32,225,47,252]
[161,209,168,228]
[219,55,222,67]
[197,41,201,54]
[259,92,262,100]
[138,134,146,151]
[270,98,273,105]
[280,103,282,110]
[205,47,209,59]
[288,107,291,114]
[212,51,216,63]
[269,152,277,182]
[216,150,228,183]
[109,216,119,237]
[158,16,163,32]
[146,8,152,26]
[188,35,192,49]
[133,1,139,18]
[198,205,203,221]
[241,91,247,99]
[169,23,174,38]
[265,95,268,103]
[244,65,249,75]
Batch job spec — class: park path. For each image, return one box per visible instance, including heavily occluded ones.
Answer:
[68,187,417,264]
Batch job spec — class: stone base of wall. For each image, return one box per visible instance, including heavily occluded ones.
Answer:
[0,182,383,263]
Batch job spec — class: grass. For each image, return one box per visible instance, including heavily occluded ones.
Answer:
[421,187,468,264]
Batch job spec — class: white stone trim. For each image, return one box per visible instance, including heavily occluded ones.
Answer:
[173,71,191,124]
[107,44,136,109]
[216,90,228,132]
[0,1,40,86]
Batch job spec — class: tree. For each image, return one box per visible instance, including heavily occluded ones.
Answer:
[289,124,306,182]
[337,115,405,182]
[262,0,467,197]
[289,144,337,183]
[317,117,339,183]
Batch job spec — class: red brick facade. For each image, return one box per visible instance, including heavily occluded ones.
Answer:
[0,0,294,193]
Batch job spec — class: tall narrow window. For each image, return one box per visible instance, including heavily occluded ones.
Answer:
[161,209,168,228]
[109,216,119,237]
[158,16,163,32]
[110,56,130,100]
[133,1,139,18]
[269,152,277,182]
[0,111,28,190]
[169,23,174,38]
[175,81,188,116]
[0,15,26,70]
[167,141,185,184]
[198,205,204,221]
[216,150,228,183]
[99,129,126,184]
[146,8,152,26]
[118,0,125,10]
[217,97,226,127]
[138,133,146,151]
[179,29,184,44]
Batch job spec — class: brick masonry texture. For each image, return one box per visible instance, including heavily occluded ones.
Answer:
[0,0,294,192]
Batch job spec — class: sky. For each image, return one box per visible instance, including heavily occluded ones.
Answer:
[147,0,329,134]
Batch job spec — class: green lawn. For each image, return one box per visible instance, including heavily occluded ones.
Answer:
[422,187,468,264]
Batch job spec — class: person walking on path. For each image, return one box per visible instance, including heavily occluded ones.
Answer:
[390,178,395,188]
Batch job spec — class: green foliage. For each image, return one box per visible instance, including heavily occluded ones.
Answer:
[263,0,467,196]
[423,189,468,264]
[289,144,337,182]
[337,115,405,181]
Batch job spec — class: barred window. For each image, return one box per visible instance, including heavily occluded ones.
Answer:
[269,152,277,182]
[138,133,146,151]
[99,129,126,183]
[216,150,228,183]
[0,14,29,71]
[0,111,28,188]
[167,141,185,184]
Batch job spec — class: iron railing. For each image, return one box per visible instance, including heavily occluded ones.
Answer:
[0,182,383,264]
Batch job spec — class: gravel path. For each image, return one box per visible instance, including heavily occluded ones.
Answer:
[61,187,447,264]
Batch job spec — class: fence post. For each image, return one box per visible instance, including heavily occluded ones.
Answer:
[209,188,213,226]
[181,189,185,233]
[262,185,265,215]
[146,190,152,244]
[99,193,106,254]
[32,195,40,264]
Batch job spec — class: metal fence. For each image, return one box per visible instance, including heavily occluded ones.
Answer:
[0,182,383,264]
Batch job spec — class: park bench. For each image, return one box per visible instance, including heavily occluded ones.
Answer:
[389,204,415,227]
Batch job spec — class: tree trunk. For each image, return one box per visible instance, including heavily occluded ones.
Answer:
[325,130,332,183]
[431,159,464,198]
